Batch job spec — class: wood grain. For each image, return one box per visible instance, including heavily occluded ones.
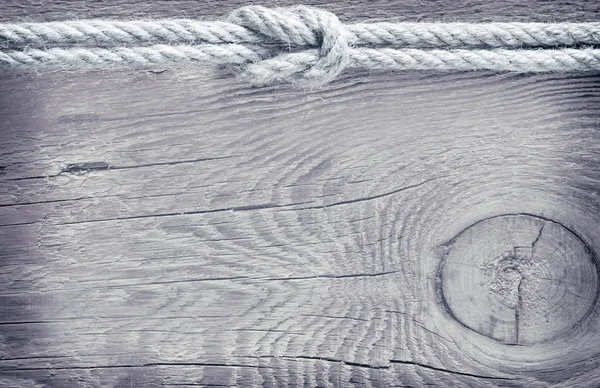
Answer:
[1,1,600,387]
[439,214,598,345]
[2,0,600,23]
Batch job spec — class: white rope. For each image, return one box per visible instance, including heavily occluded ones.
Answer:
[229,6,600,49]
[3,45,600,85]
[1,5,600,86]
[0,44,267,68]
[0,20,264,47]
[238,47,600,85]
[2,6,600,48]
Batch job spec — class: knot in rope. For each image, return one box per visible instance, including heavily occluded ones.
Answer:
[3,8,600,85]
[229,5,350,86]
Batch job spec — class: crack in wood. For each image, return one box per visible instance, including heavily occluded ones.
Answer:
[299,313,369,322]
[2,362,272,372]
[0,315,234,325]
[8,156,241,181]
[54,201,315,226]
[283,176,447,210]
[1,356,515,381]
[532,222,546,249]
[515,276,525,345]
[389,360,516,381]
[262,270,401,281]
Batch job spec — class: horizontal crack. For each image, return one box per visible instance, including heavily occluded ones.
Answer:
[263,270,400,281]
[2,362,269,372]
[279,355,388,369]
[56,201,314,225]
[284,176,446,210]
[1,353,517,381]
[6,156,239,181]
[389,359,515,380]
[0,270,399,296]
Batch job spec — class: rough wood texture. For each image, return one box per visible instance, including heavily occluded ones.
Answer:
[1,1,600,387]
[440,214,598,346]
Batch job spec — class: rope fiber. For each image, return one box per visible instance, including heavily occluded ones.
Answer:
[2,5,600,86]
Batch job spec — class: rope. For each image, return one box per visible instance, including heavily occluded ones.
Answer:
[239,48,600,86]
[1,5,600,86]
[4,46,600,82]
[0,44,268,68]
[3,7,600,48]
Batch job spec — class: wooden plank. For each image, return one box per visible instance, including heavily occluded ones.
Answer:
[1,1,600,386]
[1,0,600,23]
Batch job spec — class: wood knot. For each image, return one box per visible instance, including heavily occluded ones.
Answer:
[437,214,599,345]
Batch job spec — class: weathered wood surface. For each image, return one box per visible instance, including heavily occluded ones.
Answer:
[1,1,600,387]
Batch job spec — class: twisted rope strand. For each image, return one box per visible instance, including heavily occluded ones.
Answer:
[0,20,264,47]
[246,47,600,84]
[2,6,600,49]
[0,44,267,68]
[2,5,600,86]
[3,44,600,83]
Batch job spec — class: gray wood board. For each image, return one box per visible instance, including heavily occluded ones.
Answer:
[1,1,600,387]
